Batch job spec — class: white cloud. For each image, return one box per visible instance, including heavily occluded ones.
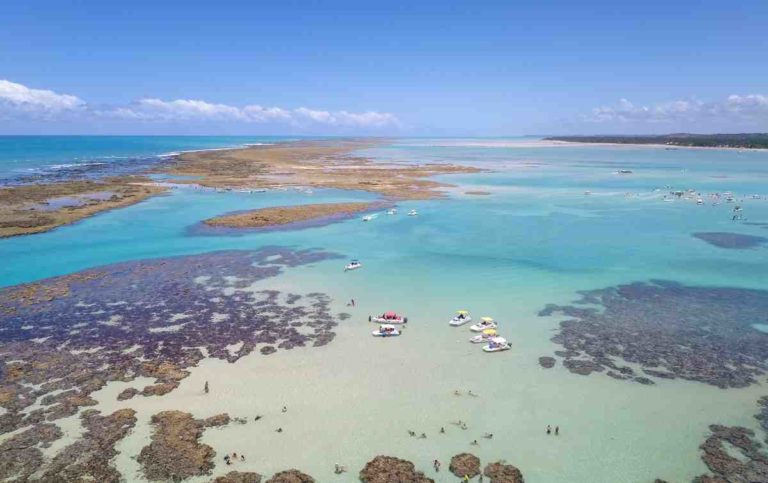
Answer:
[587,94,768,125]
[0,79,399,130]
[0,80,85,118]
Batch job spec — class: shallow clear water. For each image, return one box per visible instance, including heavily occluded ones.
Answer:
[3,137,768,482]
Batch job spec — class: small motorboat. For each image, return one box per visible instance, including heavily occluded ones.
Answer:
[372,324,400,337]
[407,209,418,216]
[483,336,511,352]
[362,215,375,222]
[370,311,408,324]
[449,310,472,326]
[696,198,704,205]
[387,208,397,215]
[470,328,497,343]
[345,260,362,271]
[470,317,497,332]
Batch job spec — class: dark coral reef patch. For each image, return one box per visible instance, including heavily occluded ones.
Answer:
[539,280,768,388]
[693,231,768,249]
[0,247,341,454]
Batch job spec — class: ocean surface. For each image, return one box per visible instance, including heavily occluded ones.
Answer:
[0,135,299,183]
[2,137,768,482]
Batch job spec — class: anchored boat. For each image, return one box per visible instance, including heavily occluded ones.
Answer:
[470,316,497,332]
[470,328,497,343]
[407,209,418,216]
[449,310,472,326]
[370,311,408,324]
[372,324,400,337]
[483,336,511,352]
[345,259,362,271]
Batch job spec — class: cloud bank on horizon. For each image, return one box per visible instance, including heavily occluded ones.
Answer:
[0,79,400,131]
[588,95,768,127]
[2,79,768,134]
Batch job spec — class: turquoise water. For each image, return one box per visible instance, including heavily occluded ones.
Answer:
[3,137,768,481]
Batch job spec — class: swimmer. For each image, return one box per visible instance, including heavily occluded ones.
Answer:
[440,427,445,434]
[468,390,478,397]
[282,406,287,413]
[419,433,427,439]
[433,459,441,472]
[471,439,478,446]
[483,432,493,439]
[461,423,468,430]
[454,390,462,396]
[276,427,283,433]
[408,430,416,437]
[241,455,245,462]
[555,426,559,435]
[254,415,262,421]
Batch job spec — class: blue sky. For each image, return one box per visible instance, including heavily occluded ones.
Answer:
[1,0,767,135]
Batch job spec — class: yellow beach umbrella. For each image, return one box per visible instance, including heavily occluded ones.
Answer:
[481,316,494,322]
[457,310,469,314]
[482,328,497,335]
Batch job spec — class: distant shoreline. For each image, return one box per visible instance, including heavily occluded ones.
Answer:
[544,134,768,151]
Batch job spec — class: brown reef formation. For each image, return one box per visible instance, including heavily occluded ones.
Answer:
[538,280,768,388]
[214,471,263,483]
[0,176,166,237]
[449,453,481,478]
[359,455,434,483]
[202,202,381,230]
[165,139,479,200]
[265,469,316,482]
[138,410,229,480]
[484,461,525,483]
[0,408,137,482]
[693,424,768,482]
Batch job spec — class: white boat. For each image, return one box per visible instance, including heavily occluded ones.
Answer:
[407,209,418,216]
[449,310,472,326]
[362,215,374,222]
[372,324,400,337]
[470,328,497,343]
[344,260,362,271]
[696,198,704,205]
[387,208,397,215]
[369,312,408,324]
[470,317,497,332]
[482,337,511,352]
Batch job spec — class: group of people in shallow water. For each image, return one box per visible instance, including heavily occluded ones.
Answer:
[546,424,560,435]
[223,452,246,465]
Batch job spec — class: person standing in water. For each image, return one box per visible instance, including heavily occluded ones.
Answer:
[546,425,551,435]
[204,381,209,394]
[555,426,559,435]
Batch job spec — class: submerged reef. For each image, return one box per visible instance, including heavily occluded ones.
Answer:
[0,247,342,481]
[539,280,768,388]
[693,232,768,249]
